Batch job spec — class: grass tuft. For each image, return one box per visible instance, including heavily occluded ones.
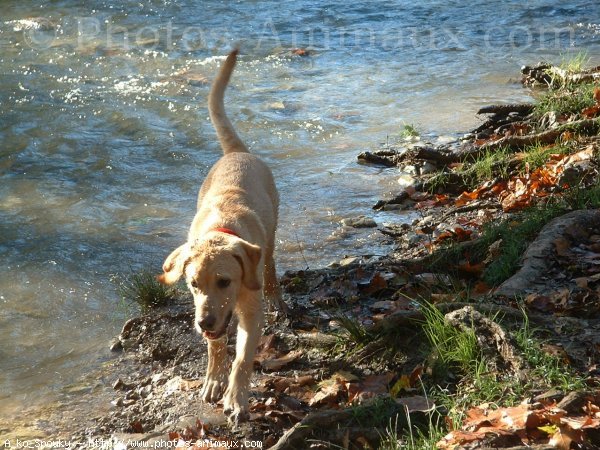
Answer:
[462,147,511,188]
[118,269,177,312]
[421,302,481,378]
[400,123,420,139]
[533,82,596,120]
[559,50,590,74]
[514,311,586,392]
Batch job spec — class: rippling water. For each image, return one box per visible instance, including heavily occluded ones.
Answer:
[1,0,599,426]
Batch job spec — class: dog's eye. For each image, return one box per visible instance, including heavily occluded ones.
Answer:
[216,278,231,289]
[190,280,199,289]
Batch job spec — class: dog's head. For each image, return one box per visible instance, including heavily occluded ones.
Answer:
[158,234,262,340]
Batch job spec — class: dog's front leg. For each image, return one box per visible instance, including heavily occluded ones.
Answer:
[201,337,228,403]
[223,295,263,424]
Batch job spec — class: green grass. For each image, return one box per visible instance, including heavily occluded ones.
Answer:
[351,397,406,428]
[379,413,444,450]
[401,124,420,139]
[421,302,481,378]
[420,302,519,427]
[425,171,451,194]
[520,142,570,171]
[117,269,178,312]
[514,312,586,392]
[333,313,373,348]
[462,147,511,188]
[420,304,587,438]
[533,82,596,120]
[559,50,590,74]
[539,51,591,88]
[481,202,566,285]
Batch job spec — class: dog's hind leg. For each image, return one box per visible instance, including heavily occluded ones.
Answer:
[264,249,288,315]
[223,294,263,424]
[264,255,287,314]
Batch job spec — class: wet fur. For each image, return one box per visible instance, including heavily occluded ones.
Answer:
[158,49,285,424]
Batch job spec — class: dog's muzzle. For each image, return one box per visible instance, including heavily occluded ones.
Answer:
[201,310,233,340]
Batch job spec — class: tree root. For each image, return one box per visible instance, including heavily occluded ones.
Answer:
[477,104,535,116]
[369,301,546,337]
[495,209,600,297]
[269,403,410,450]
[445,306,527,379]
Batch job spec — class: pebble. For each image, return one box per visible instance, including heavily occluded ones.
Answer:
[339,256,360,266]
[403,164,418,175]
[419,161,438,175]
[341,216,377,228]
[140,385,153,398]
[416,215,434,227]
[404,232,427,246]
[113,378,132,391]
[397,174,415,187]
[151,372,165,385]
[266,101,285,110]
[109,339,123,352]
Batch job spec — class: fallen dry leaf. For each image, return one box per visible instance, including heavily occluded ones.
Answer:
[347,373,395,404]
[359,272,388,295]
[309,371,357,407]
[395,395,435,413]
[582,104,600,118]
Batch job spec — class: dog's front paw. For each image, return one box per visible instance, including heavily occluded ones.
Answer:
[201,375,226,403]
[223,388,249,425]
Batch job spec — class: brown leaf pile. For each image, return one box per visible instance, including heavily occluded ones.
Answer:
[454,147,594,212]
[438,400,600,450]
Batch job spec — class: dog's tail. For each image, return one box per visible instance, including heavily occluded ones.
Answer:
[208,49,248,154]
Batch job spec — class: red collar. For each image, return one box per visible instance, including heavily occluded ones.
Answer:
[213,227,240,238]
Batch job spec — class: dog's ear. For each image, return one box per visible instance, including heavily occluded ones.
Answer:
[234,240,262,291]
[157,244,189,285]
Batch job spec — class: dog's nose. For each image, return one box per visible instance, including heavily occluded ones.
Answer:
[198,314,216,331]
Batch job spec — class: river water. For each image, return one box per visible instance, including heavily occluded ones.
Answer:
[1,0,599,429]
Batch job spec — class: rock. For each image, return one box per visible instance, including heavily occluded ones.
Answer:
[140,385,153,398]
[404,232,427,246]
[533,389,564,404]
[370,300,396,312]
[291,48,310,56]
[397,174,416,187]
[339,256,360,266]
[109,338,123,352]
[416,215,434,227]
[557,391,594,414]
[266,101,286,110]
[341,216,377,228]
[419,161,438,175]
[151,372,166,385]
[126,390,140,401]
[113,378,134,391]
[403,164,418,175]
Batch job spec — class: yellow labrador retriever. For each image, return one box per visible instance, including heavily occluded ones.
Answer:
[158,49,286,424]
